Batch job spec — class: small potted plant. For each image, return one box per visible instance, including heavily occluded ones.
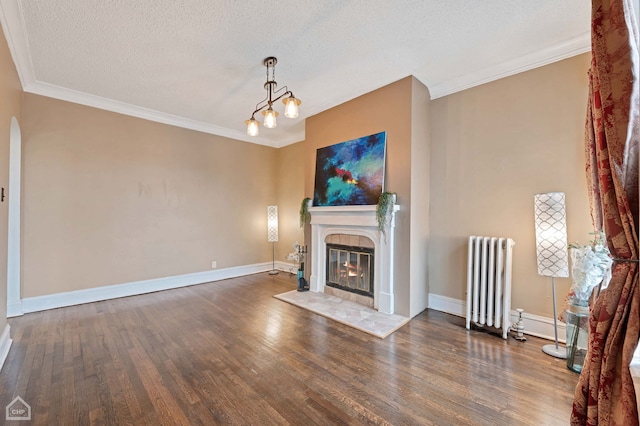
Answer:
[299,197,311,228]
[376,191,397,237]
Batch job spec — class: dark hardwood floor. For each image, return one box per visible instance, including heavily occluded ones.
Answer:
[0,273,579,425]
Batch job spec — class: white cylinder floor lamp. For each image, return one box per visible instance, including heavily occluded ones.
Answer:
[267,205,279,275]
[534,192,569,359]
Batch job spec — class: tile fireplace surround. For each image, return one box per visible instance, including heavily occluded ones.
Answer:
[308,201,400,314]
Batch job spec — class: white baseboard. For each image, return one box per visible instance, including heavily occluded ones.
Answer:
[428,293,565,342]
[275,261,299,275]
[13,261,288,316]
[508,310,566,343]
[7,302,23,318]
[428,294,466,317]
[0,325,12,373]
[5,267,563,344]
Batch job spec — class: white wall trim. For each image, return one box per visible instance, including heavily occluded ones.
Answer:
[428,33,591,99]
[428,293,565,342]
[0,0,33,89]
[509,310,567,344]
[277,260,299,275]
[7,302,22,318]
[11,262,293,316]
[22,81,304,148]
[428,294,466,317]
[0,0,301,148]
[0,325,12,373]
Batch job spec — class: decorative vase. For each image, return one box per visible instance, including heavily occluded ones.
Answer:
[565,302,589,373]
[297,261,304,280]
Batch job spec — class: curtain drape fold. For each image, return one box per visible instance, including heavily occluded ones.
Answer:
[570,0,639,424]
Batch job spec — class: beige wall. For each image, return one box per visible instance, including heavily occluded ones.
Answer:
[275,141,305,268]
[21,94,277,298]
[429,53,594,318]
[1,17,593,323]
[0,24,22,337]
[304,77,430,317]
[410,78,431,315]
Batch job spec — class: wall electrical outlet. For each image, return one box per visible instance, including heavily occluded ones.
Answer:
[211,261,217,269]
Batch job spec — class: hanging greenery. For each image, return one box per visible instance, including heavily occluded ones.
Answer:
[376,192,396,235]
[299,197,311,228]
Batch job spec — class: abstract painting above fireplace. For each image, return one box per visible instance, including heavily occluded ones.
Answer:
[312,131,386,206]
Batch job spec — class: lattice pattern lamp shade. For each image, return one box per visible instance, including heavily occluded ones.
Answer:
[534,192,569,278]
[267,205,278,242]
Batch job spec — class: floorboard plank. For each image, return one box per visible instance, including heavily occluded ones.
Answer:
[0,272,579,425]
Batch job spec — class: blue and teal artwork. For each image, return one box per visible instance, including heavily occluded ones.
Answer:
[313,131,387,206]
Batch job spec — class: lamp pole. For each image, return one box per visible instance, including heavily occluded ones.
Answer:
[269,242,278,275]
[541,277,566,358]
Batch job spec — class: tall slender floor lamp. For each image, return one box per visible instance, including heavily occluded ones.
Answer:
[534,192,569,359]
[267,205,279,275]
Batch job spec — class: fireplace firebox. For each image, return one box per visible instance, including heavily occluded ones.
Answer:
[326,243,374,297]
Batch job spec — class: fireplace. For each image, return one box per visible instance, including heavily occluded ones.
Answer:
[326,243,374,297]
[307,200,399,314]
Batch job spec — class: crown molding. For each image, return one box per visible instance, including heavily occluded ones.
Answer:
[2,0,587,144]
[23,80,307,147]
[0,0,304,147]
[0,0,33,89]
[428,32,591,99]
[27,79,308,147]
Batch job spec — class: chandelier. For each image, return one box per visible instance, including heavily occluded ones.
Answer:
[245,57,301,136]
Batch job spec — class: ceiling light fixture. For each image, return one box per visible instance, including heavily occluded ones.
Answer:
[245,57,301,136]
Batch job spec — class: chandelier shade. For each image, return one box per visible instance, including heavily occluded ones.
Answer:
[245,117,259,136]
[262,107,278,128]
[245,57,301,136]
[283,96,301,118]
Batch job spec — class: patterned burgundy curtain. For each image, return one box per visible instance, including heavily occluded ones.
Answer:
[571,0,639,425]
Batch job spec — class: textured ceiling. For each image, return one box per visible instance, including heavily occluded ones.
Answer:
[0,0,591,147]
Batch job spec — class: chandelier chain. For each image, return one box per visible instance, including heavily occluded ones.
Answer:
[267,60,275,85]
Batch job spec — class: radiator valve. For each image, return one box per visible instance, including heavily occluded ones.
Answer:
[511,308,526,341]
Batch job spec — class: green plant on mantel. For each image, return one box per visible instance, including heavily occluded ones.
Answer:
[299,197,311,228]
[376,192,397,235]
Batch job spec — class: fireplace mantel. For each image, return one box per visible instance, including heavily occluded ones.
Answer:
[308,202,400,314]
